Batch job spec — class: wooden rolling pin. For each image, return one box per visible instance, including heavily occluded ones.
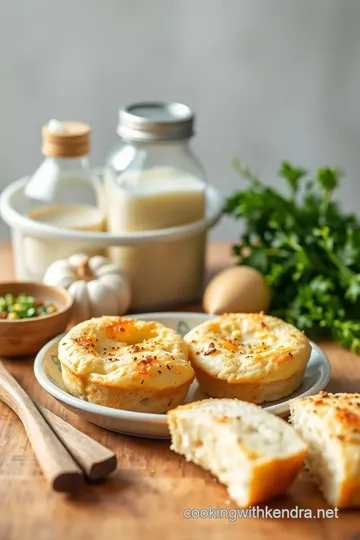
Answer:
[0,361,117,491]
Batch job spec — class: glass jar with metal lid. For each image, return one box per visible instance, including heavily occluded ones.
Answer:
[105,102,208,310]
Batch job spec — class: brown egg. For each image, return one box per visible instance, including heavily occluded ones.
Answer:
[203,266,271,315]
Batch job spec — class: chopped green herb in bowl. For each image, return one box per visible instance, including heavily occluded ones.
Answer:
[0,282,72,357]
[0,292,57,320]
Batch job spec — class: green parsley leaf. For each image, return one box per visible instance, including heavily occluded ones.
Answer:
[226,160,360,351]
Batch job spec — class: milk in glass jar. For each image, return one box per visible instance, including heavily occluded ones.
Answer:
[105,102,207,310]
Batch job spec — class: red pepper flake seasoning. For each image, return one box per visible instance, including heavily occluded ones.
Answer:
[104,319,133,339]
[141,379,144,384]
[131,345,140,353]
[74,335,95,349]
[314,399,324,406]
[196,352,200,356]
[260,321,267,329]
[139,356,154,365]
[204,348,217,356]
[166,365,171,370]
[209,342,215,349]
[336,409,360,428]
[288,352,294,358]
[158,370,162,375]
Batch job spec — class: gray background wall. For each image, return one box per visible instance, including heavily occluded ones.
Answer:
[1,0,360,241]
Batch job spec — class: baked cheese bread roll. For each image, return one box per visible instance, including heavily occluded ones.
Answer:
[168,398,307,507]
[58,316,195,413]
[184,313,311,403]
[290,392,360,508]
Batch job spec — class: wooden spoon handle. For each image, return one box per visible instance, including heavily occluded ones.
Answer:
[0,361,84,492]
[38,405,117,480]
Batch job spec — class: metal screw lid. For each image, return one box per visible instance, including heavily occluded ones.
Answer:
[117,102,194,142]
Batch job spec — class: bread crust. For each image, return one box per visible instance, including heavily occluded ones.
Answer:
[246,453,306,506]
[290,391,360,508]
[61,363,191,412]
[193,364,306,403]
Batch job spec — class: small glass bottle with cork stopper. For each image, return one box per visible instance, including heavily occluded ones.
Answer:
[25,119,104,231]
[20,120,105,279]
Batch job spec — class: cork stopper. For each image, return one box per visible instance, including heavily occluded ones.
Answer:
[42,120,90,158]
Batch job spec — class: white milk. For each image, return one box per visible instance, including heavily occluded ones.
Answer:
[105,167,206,310]
[28,204,105,230]
[21,204,105,280]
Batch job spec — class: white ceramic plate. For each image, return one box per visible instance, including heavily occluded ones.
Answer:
[34,312,331,439]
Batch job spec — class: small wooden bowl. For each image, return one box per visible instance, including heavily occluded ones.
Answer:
[0,282,73,357]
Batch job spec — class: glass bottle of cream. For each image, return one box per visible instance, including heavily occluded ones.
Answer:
[22,120,105,279]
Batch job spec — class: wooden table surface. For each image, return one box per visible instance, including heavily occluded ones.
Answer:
[0,242,360,540]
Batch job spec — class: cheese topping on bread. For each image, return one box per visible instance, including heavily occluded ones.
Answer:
[185,313,310,383]
[290,392,360,508]
[168,398,307,507]
[183,313,311,403]
[58,316,195,412]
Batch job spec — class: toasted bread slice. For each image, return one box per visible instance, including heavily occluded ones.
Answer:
[167,398,307,507]
[290,392,360,508]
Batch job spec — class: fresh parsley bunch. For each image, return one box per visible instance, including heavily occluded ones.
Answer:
[226,160,360,352]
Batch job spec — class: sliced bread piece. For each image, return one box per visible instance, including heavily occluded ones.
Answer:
[167,398,307,507]
[290,391,360,508]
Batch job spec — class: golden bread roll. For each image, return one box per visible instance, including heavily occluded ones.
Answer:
[58,316,195,413]
[290,391,360,508]
[167,398,307,507]
[184,313,311,403]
